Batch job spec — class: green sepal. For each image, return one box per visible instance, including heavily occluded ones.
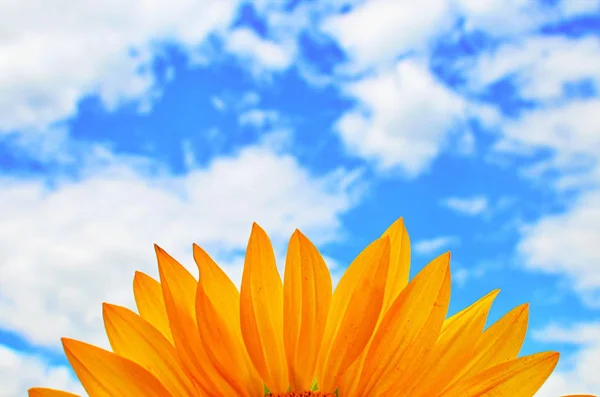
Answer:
[310,378,318,391]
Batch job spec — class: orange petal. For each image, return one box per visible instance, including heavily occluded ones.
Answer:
[337,218,411,394]
[440,351,560,397]
[444,302,529,391]
[407,289,500,397]
[283,230,332,391]
[133,271,174,344]
[62,337,173,397]
[156,245,238,396]
[103,303,198,397]
[193,244,263,397]
[28,389,80,397]
[380,217,411,313]
[240,223,288,393]
[353,252,452,396]
[316,236,391,393]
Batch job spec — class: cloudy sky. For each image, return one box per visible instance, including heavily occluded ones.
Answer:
[1,0,599,396]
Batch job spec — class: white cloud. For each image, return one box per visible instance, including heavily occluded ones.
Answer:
[534,321,600,345]
[519,190,600,307]
[477,40,600,304]
[0,0,240,132]
[453,265,486,287]
[211,96,226,111]
[334,60,467,177]
[442,195,489,216]
[502,100,600,155]
[533,322,600,396]
[556,0,600,18]
[0,345,83,397]
[321,0,600,75]
[497,99,600,190]
[467,36,600,102]
[0,144,362,350]
[322,0,451,71]
[414,235,458,255]
[226,27,293,73]
[238,108,280,129]
[456,0,550,36]
[457,0,600,37]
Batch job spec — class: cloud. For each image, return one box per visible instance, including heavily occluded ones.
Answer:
[211,96,226,111]
[0,143,363,350]
[467,36,600,102]
[533,322,600,396]
[0,345,83,397]
[225,27,293,73]
[483,96,600,191]
[557,0,600,17]
[518,190,600,307]
[453,265,486,288]
[456,0,556,36]
[0,0,240,132]
[414,235,458,256]
[499,100,600,189]
[457,0,600,37]
[322,0,451,71]
[238,108,281,129]
[441,195,489,216]
[334,60,467,177]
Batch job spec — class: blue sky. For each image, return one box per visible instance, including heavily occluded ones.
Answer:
[1,0,599,395]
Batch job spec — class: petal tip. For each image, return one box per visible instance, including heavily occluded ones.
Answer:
[192,243,207,260]
[154,244,166,257]
[61,337,76,351]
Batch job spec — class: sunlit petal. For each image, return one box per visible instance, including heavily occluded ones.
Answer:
[316,236,391,393]
[194,243,263,397]
[103,303,198,397]
[62,337,173,397]
[240,223,288,393]
[353,252,452,396]
[156,245,239,396]
[440,351,560,397]
[283,230,332,391]
[133,271,174,344]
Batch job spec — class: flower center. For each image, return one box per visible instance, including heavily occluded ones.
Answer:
[266,393,336,397]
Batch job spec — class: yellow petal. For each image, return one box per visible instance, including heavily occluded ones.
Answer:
[316,236,391,393]
[62,337,173,397]
[193,244,263,397]
[28,389,80,397]
[133,271,174,344]
[240,223,288,393]
[103,303,198,397]
[156,245,238,396]
[337,217,411,394]
[440,351,560,397]
[380,217,411,313]
[407,289,500,397]
[444,302,529,391]
[352,252,452,396]
[283,230,332,391]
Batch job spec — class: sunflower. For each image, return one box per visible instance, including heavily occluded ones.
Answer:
[28,218,591,397]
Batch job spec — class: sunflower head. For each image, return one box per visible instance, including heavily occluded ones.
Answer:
[28,217,590,397]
